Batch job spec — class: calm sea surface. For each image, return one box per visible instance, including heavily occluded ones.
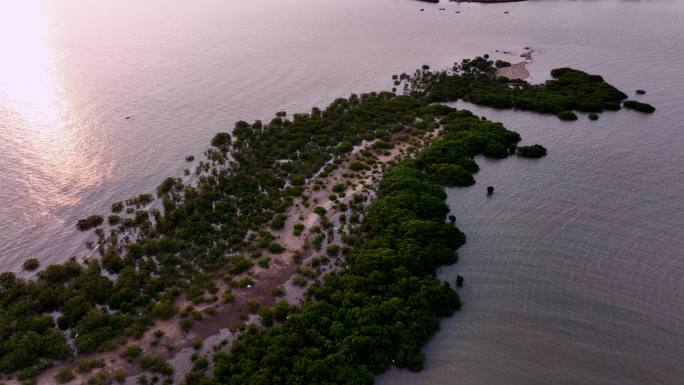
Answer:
[1,0,682,384]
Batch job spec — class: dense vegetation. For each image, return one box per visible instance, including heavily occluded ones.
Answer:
[192,109,521,385]
[0,56,645,382]
[403,57,634,119]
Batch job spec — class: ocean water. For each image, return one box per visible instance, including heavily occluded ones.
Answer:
[0,0,682,384]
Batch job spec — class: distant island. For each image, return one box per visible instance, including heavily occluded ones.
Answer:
[417,0,527,4]
[461,0,527,3]
[417,0,527,3]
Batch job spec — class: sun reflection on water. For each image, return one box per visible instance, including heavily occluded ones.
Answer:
[0,2,104,216]
[0,2,60,127]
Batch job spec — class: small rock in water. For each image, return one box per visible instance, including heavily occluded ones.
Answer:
[487,186,495,195]
[636,89,646,95]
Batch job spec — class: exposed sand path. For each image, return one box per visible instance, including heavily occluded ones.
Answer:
[496,48,534,80]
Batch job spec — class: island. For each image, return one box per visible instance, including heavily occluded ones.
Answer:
[0,57,653,385]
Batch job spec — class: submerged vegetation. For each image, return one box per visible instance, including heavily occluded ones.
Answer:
[557,111,578,121]
[22,258,40,272]
[0,56,649,383]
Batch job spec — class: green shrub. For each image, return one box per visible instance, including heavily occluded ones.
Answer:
[326,244,341,257]
[349,161,367,172]
[247,299,261,313]
[312,234,324,250]
[191,310,203,321]
[623,100,655,113]
[22,258,39,271]
[192,338,203,350]
[257,257,270,269]
[292,275,307,287]
[517,144,547,158]
[152,301,177,319]
[113,368,126,383]
[121,345,142,361]
[107,215,120,225]
[55,367,75,383]
[483,141,509,158]
[111,201,124,213]
[259,307,275,327]
[332,183,346,193]
[270,213,287,230]
[77,359,105,373]
[371,140,392,150]
[179,319,193,332]
[228,256,253,275]
[210,132,231,149]
[272,286,285,297]
[293,223,305,236]
[76,215,103,231]
[268,242,284,254]
[138,355,173,376]
[557,111,578,121]
[291,175,305,186]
